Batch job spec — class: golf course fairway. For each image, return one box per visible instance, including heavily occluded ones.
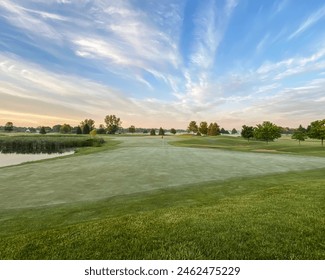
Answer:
[0,135,324,259]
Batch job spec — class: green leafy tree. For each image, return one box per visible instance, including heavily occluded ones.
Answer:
[158,127,165,135]
[82,123,90,134]
[220,127,229,134]
[128,125,136,133]
[150,128,156,135]
[231,128,238,134]
[199,121,208,135]
[291,125,307,145]
[188,121,198,134]
[308,119,325,146]
[97,124,106,134]
[241,125,254,141]
[207,122,220,136]
[60,123,72,134]
[4,122,14,132]
[254,121,281,143]
[39,126,47,134]
[80,119,95,131]
[76,126,82,134]
[170,128,176,135]
[52,124,61,133]
[104,115,122,134]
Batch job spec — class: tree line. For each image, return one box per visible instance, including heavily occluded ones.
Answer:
[241,120,325,146]
[1,116,182,136]
[187,121,221,136]
[1,115,122,135]
[2,117,325,146]
[186,119,325,146]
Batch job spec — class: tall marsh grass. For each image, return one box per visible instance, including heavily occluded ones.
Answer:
[0,135,105,154]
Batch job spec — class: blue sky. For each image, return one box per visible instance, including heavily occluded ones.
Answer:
[1,0,325,129]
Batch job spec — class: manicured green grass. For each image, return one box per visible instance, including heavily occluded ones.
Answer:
[0,135,324,259]
[0,168,324,259]
[1,137,325,209]
[171,135,325,157]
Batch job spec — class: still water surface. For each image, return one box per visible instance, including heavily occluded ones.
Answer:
[0,151,74,168]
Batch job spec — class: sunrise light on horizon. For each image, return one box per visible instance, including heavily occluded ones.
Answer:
[1,0,325,129]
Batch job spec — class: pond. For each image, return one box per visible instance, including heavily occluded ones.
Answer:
[0,151,74,168]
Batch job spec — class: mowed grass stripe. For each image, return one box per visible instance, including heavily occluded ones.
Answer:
[1,136,325,209]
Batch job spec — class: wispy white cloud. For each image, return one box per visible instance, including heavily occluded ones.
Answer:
[288,4,325,40]
[179,0,239,115]
[190,0,227,69]
[0,0,64,40]
[255,47,325,82]
[0,54,136,123]
[256,33,270,52]
[274,0,290,14]
[246,80,325,124]
[1,0,325,129]
[0,54,192,128]
[70,1,184,93]
[0,0,183,91]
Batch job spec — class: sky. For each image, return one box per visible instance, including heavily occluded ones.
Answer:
[1,0,325,129]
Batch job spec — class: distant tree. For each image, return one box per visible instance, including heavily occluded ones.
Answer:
[70,126,77,134]
[188,121,198,134]
[104,115,122,134]
[80,119,95,131]
[90,129,97,137]
[46,126,52,133]
[241,125,254,141]
[170,128,176,135]
[308,119,325,146]
[220,127,229,134]
[76,126,82,134]
[158,127,165,135]
[60,123,72,134]
[38,126,51,133]
[231,128,238,134]
[150,128,156,135]
[4,122,13,132]
[254,121,281,143]
[82,123,90,134]
[128,125,136,133]
[281,127,295,135]
[199,121,208,135]
[97,124,106,134]
[27,127,37,133]
[292,125,307,144]
[52,124,62,133]
[39,126,47,134]
[143,129,148,134]
[207,122,220,136]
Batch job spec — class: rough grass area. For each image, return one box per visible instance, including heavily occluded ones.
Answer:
[0,134,105,154]
[0,135,324,259]
[0,168,324,259]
